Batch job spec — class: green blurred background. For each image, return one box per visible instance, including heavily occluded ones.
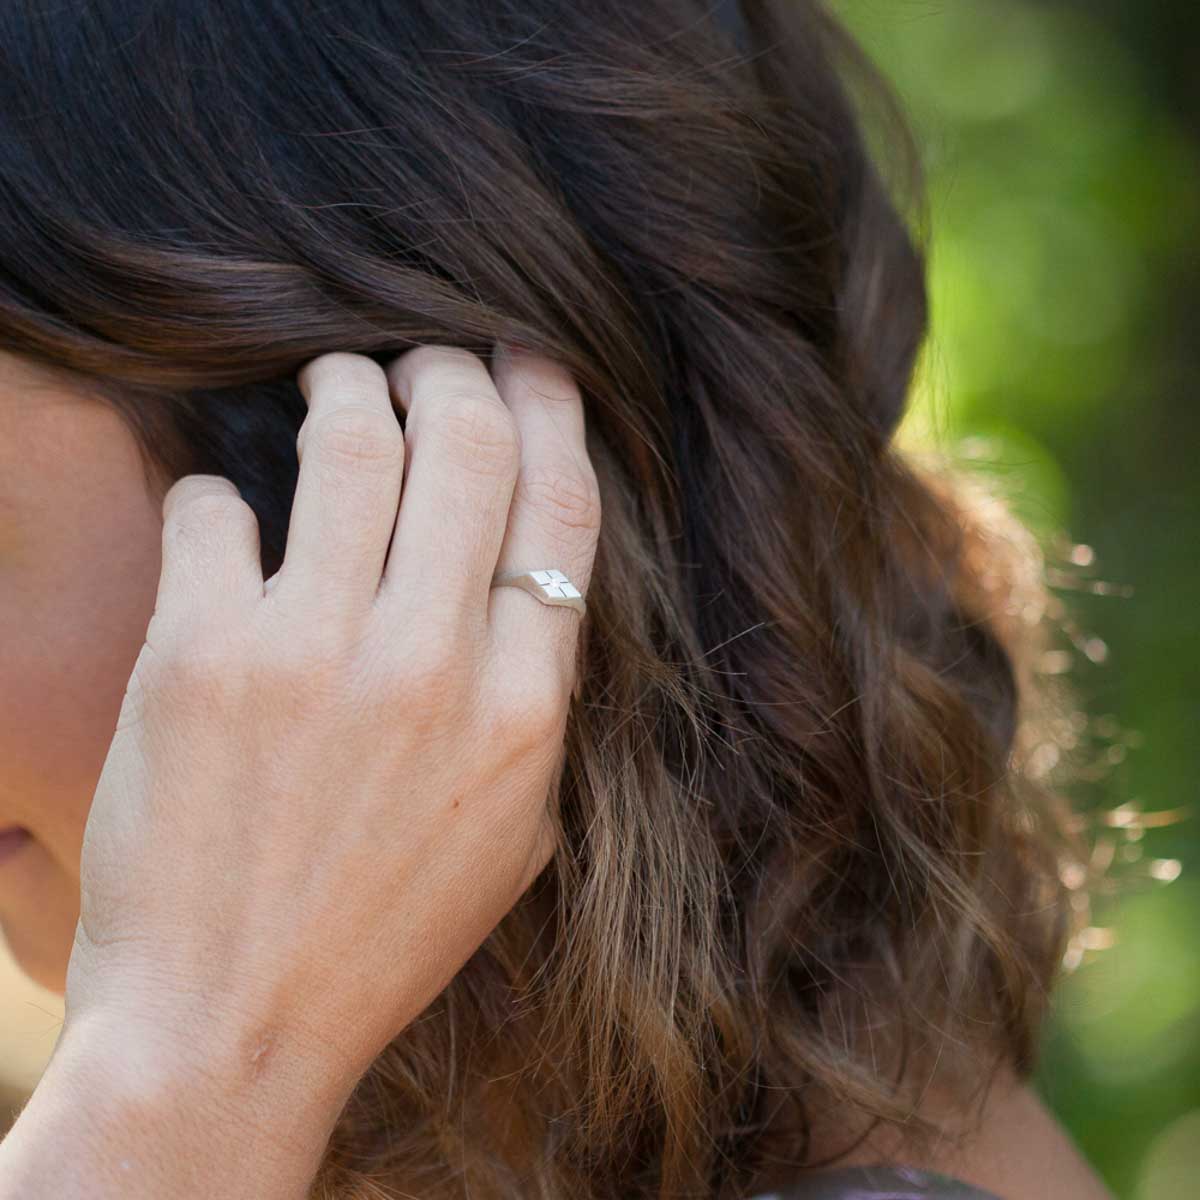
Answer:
[830,2,1199,1196]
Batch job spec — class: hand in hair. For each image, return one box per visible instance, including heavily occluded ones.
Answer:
[0,345,599,1200]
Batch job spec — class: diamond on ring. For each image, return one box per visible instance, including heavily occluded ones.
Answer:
[490,568,586,614]
[530,568,582,601]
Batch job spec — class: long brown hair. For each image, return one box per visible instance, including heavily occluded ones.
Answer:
[0,1,1081,1195]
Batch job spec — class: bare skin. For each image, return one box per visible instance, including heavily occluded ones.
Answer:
[804,1065,1115,1199]
[0,346,1112,1199]
[0,351,166,994]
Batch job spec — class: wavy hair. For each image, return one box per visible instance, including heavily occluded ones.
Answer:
[0,1,1079,1196]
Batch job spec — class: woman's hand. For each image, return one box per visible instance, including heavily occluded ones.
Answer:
[57,344,599,1137]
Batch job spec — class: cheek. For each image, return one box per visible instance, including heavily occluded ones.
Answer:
[0,502,162,875]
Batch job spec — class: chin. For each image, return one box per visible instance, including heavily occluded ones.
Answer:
[19,950,68,997]
[0,908,72,999]
[2,924,68,996]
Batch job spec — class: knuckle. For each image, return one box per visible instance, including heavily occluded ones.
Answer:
[489,674,566,753]
[164,473,237,509]
[151,638,246,711]
[400,668,456,723]
[252,640,360,718]
[430,393,519,476]
[263,648,331,700]
[403,344,481,372]
[274,614,370,681]
[163,485,255,545]
[384,345,487,409]
[519,464,602,537]
[306,406,404,468]
[298,352,388,397]
[381,627,477,719]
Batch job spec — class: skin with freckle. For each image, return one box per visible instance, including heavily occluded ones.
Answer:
[0,0,1121,1181]
[0,348,1115,1200]
[0,351,167,992]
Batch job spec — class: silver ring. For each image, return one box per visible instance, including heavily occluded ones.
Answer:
[490,568,586,615]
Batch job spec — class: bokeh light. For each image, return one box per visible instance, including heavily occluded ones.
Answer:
[835,1,1200,1194]
[1134,1109,1200,1200]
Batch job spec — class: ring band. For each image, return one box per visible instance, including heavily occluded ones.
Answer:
[490,568,586,615]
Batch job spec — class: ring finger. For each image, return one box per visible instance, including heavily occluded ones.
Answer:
[484,341,600,694]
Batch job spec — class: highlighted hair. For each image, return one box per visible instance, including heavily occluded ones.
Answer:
[0,2,1079,1195]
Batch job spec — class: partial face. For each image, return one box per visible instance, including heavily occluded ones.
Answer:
[0,352,167,994]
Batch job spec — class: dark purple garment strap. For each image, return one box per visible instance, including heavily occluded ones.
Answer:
[749,1164,1005,1200]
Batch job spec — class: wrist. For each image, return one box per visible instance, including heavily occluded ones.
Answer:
[2,1003,359,1200]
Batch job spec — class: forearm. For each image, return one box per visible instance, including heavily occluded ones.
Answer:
[0,1007,358,1200]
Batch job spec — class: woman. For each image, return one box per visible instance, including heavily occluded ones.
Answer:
[0,1,1113,1197]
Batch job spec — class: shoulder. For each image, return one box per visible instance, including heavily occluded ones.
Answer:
[900,1067,1114,1200]
[796,1065,1115,1200]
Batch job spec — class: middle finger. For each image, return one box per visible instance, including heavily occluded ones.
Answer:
[378,345,520,627]
[270,353,405,614]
